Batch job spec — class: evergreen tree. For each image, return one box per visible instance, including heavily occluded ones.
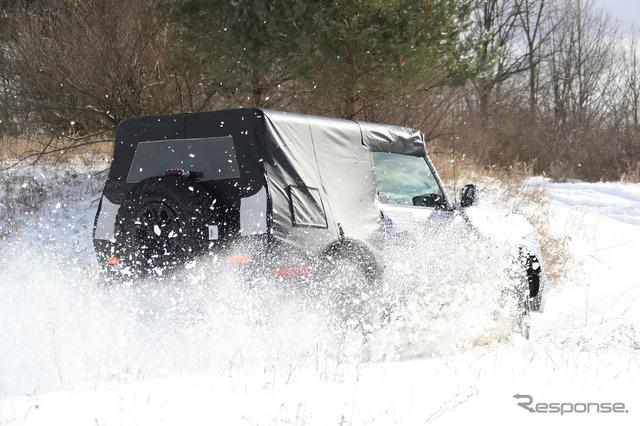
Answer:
[292,0,481,119]
[169,0,483,118]
[168,0,302,107]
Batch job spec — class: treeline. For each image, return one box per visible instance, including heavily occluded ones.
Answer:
[0,0,639,181]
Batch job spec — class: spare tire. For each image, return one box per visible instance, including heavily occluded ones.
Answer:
[114,177,215,276]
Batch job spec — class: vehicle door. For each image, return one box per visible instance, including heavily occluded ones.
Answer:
[370,151,465,249]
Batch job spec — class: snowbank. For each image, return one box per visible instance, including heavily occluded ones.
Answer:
[1,162,639,425]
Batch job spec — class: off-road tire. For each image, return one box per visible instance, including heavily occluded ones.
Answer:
[515,286,531,339]
[512,254,533,339]
[114,177,215,276]
[321,244,382,330]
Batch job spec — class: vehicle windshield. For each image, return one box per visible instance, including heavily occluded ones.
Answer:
[371,151,444,207]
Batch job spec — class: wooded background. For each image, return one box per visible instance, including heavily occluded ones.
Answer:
[1,0,639,181]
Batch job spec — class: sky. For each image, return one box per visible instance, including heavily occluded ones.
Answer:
[594,0,640,28]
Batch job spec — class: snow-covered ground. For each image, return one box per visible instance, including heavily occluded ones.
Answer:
[0,160,639,425]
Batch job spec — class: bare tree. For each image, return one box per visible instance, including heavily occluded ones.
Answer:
[472,0,525,120]
[0,2,13,136]
[3,0,205,136]
[517,0,560,113]
[620,27,640,135]
[543,0,619,128]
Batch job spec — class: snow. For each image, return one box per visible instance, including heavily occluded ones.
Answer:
[1,160,639,425]
[546,179,640,227]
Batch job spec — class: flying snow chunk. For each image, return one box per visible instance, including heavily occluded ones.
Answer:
[154,224,161,236]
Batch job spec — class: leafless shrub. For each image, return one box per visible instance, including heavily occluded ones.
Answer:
[621,160,640,183]
[0,155,107,242]
[0,170,47,240]
[1,134,114,167]
[2,0,208,135]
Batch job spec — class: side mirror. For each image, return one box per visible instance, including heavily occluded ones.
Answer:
[460,184,478,207]
[413,193,446,209]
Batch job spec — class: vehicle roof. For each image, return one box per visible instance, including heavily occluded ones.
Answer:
[113,108,427,156]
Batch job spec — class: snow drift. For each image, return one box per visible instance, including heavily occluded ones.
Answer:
[1,159,639,425]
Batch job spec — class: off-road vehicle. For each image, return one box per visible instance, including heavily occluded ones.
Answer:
[93,108,548,331]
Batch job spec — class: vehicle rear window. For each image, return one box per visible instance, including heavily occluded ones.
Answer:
[371,151,443,206]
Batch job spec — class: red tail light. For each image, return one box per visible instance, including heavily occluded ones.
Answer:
[273,267,308,277]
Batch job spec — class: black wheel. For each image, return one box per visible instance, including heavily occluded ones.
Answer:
[511,253,533,339]
[114,177,214,276]
[498,252,533,340]
[321,244,381,329]
[514,285,531,339]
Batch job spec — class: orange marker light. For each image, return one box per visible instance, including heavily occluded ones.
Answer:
[226,254,252,263]
[108,256,120,265]
[273,267,308,277]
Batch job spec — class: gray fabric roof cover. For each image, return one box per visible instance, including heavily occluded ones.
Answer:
[107,108,428,260]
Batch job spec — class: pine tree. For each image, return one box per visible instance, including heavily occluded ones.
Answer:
[170,0,484,118]
[168,0,302,107]
[291,0,481,119]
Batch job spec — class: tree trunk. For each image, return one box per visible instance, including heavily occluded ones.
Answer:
[345,98,358,120]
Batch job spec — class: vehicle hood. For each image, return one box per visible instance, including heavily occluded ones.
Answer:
[463,206,540,250]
